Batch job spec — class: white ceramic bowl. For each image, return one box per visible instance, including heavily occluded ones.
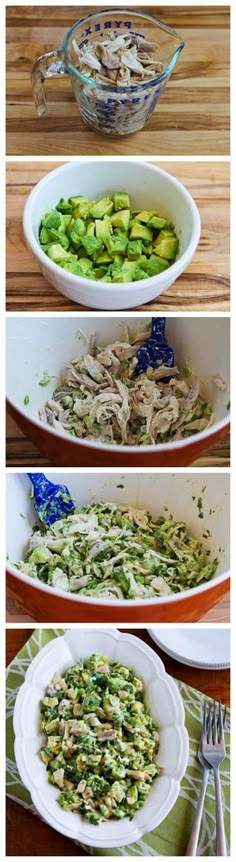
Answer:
[23,161,201,310]
[13,628,189,848]
[6,472,230,623]
[6,316,230,469]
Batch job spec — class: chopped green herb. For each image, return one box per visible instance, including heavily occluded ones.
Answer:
[39,371,51,386]
[23,395,30,405]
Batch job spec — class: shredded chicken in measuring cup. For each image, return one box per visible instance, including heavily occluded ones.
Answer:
[72,32,163,86]
[39,323,215,446]
[71,31,165,135]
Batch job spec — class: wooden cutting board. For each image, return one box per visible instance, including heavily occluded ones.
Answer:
[6,160,230,312]
[6,5,230,156]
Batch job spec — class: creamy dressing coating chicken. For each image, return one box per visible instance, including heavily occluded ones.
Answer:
[39,323,214,446]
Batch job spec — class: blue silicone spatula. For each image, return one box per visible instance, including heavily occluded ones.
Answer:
[136,317,174,374]
[27,473,75,526]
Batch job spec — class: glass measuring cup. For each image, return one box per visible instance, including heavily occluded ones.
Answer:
[32,8,184,136]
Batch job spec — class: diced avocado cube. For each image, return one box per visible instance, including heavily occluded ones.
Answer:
[135,254,148,265]
[89,197,114,218]
[47,244,71,261]
[78,257,93,273]
[96,251,112,264]
[69,195,87,207]
[40,747,54,764]
[69,232,83,248]
[127,240,143,260]
[56,199,72,214]
[134,210,156,224]
[46,229,70,250]
[114,261,137,283]
[148,253,170,271]
[93,267,107,278]
[134,268,148,281]
[64,215,73,228]
[72,197,90,219]
[113,254,124,265]
[95,217,112,240]
[111,209,130,231]
[80,235,102,256]
[29,546,52,563]
[71,218,86,237]
[142,242,153,255]
[62,261,90,276]
[130,223,153,242]
[142,256,169,276]
[43,210,64,231]
[154,231,178,259]
[86,222,95,237]
[147,215,167,230]
[105,234,128,256]
[112,192,130,211]
[40,227,51,244]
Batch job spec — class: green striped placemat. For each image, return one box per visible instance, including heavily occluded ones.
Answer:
[6,629,230,856]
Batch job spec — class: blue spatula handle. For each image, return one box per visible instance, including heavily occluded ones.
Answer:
[27,473,75,526]
[136,317,174,374]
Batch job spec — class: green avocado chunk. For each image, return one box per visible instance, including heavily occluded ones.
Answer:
[143,256,169,275]
[114,261,138,282]
[56,199,73,214]
[47,244,71,261]
[130,223,153,242]
[127,240,143,260]
[90,197,114,218]
[134,210,156,224]
[95,217,112,240]
[154,231,179,260]
[105,234,128,256]
[80,236,102,256]
[111,209,130,231]
[112,192,130,211]
[147,216,167,230]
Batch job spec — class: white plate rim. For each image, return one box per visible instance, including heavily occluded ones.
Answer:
[147,629,230,670]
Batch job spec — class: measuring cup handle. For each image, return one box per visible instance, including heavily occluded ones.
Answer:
[31,49,66,117]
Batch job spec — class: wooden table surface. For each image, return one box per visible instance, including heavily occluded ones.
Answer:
[6,6,230,156]
[6,160,230,312]
[6,627,230,855]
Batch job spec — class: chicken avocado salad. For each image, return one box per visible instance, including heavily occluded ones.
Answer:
[40,653,161,824]
[39,323,214,446]
[16,502,219,600]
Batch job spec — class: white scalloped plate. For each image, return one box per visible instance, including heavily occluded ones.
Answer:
[13,629,188,849]
[148,629,230,669]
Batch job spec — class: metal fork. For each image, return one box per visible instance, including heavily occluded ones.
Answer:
[202,700,227,856]
[185,747,210,855]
